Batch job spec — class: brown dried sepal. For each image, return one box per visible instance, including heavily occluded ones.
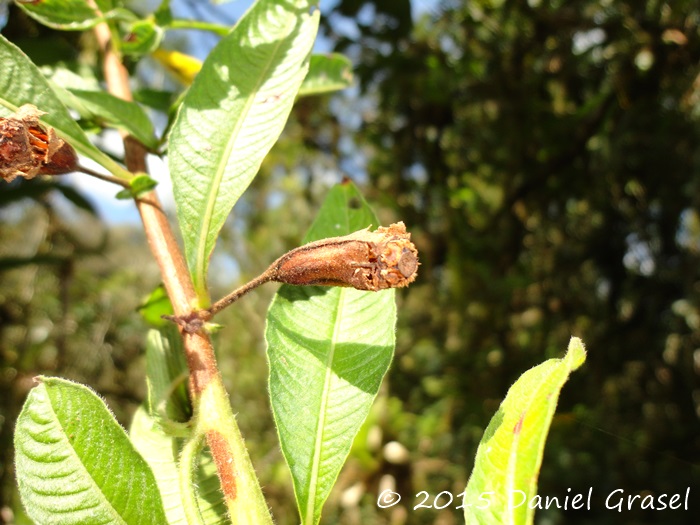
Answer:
[271,221,419,291]
[0,104,78,182]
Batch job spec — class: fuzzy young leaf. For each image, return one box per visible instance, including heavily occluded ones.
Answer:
[266,181,396,525]
[130,409,226,525]
[115,173,159,200]
[463,338,587,525]
[0,35,129,178]
[169,0,320,301]
[138,285,175,327]
[14,376,167,525]
[121,19,164,56]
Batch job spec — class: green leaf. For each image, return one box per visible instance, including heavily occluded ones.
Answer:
[153,0,173,27]
[128,330,226,525]
[67,89,159,149]
[298,53,353,97]
[14,376,167,525]
[143,328,190,423]
[115,173,159,200]
[463,337,587,525]
[0,35,129,178]
[15,0,113,31]
[169,0,320,301]
[133,88,178,114]
[265,181,396,525]
[130,409,226,525]
[121,19,164,57]
[138,285,175,328]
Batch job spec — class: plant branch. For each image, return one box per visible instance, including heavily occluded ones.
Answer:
[208,273,275,317]
[91,9,212,393]
[77,164,131,188]
[91,9,273,523]
[167,19,230,36]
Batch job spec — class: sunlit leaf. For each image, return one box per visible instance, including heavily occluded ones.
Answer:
[298,53,353,97]
[15,0,113,31]
[138,285,175,328]
[169,0,320,301]
[266,181,396,525]
[463,338,587,525]
[14,376,167,525]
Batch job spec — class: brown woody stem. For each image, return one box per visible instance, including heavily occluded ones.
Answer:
[90,10,274,521]
[91,9,214,395]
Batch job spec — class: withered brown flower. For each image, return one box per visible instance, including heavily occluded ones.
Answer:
[0,104,78,182]
[168,222,419,333]
[270,221,419,290]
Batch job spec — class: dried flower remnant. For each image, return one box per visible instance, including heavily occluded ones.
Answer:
[271,221,418,290]
[169,222,419,333]
[0,104,78,182]
[212,221,417,313]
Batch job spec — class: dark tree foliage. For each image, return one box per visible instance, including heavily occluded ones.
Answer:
[323,1,700,523]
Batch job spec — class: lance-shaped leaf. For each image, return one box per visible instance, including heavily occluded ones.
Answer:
[14,376,167,525]
[266,181,396,525]
[67,89,159,150]
[169,0,320,300]
[0,35,128,177]
[15,0,112,31]
[463,337,587,525]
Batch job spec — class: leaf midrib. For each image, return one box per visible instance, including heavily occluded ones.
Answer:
[503,365,560,525]
[194,16,296,294]
[38,384,129,525]
[304,288,346,524]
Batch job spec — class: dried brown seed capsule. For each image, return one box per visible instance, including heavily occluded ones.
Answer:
[167,222,420,333]
[0,104,78,182]
[269,221,419,291]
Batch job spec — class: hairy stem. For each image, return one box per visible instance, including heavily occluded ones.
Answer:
[91,9,273,523]
[77,164,131,188]
[207,272,275,317]
[91,20,213,390]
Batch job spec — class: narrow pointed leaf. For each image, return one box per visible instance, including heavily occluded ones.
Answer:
[67,89,159,149]
[143,327,190,421]
[15,0,112,31]
[298,53,353,97]
[463,337,587,525]
[14,376,167,525]
[0,35,128,177]
[169,0,320,299]
[266,181,396,525]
